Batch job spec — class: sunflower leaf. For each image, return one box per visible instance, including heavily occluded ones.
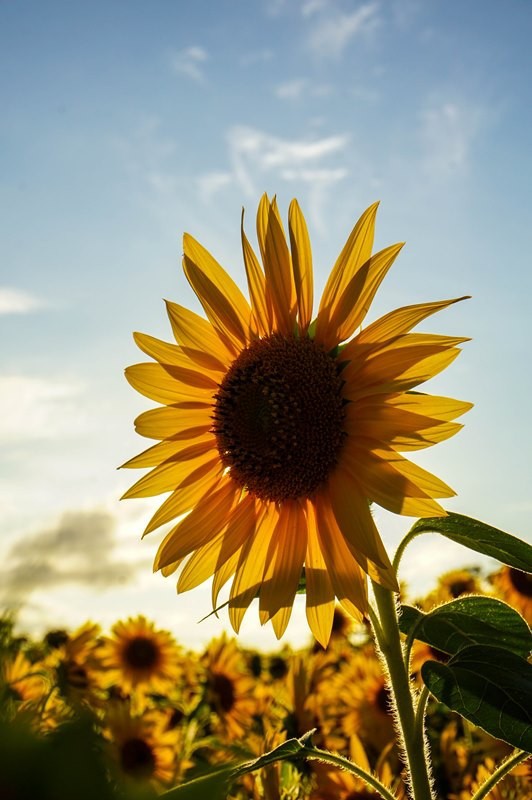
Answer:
[160,764,236,799]
[421,644,532,752]
[408,512,532,571]
[400,597,532,658]
[231,730,317,779]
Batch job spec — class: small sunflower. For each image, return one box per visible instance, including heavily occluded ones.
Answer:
[419,567,481,611]
[123,195,471,645]
[200,634,257,742]
[104,701,178,790]
[45,622,104,709]
[490,566,532,624]
[0,650,48,707]
[97,615,181,698]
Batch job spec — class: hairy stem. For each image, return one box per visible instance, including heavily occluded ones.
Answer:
[469,749,529,800]
[371,580,434,800]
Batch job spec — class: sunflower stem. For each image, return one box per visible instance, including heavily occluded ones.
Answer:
[298,746,399,800]
[371,580,434,800]
[469,749,529,800]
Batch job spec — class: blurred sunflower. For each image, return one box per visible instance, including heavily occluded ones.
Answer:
[97,615,181,699]
[104,701,178,790]
[46,622,104,709]
[123,195,471,645]
[0,650,49,713]
[449,756,531,800]
[200,634,257,742]
[490,566,532,624]
[419,567,481,611]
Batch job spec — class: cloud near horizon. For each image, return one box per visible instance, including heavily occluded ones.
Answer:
[0,510,147,607]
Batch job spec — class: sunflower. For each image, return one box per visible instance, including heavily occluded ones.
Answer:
[104,701,179,790]
[418,567,482,611]
[200,634,257,742]
[123,195,471,645]
[45,622,105,709]
[97,615,181,699]
[489,566,532,624]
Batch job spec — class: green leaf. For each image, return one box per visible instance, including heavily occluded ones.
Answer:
[400,597,532,658]
[408,512,532,571]
[421,644,532,752]
[231,730,316,779]
[160,764,235,800]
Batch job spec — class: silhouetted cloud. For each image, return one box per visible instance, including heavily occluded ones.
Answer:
[1,510,145,605]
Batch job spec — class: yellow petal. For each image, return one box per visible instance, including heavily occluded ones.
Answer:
[154,475,240,570]
[314,493,368,619]
[121,439,217,499]
[259,500,307,621]
[212,547,242,610]
[228,502,278,633]
[288,199,313,332]
[120,439,187,469]
[125,363,216,404]
[353,296,471,347]
[133,331,225,376]
[241,209,272,337]
[183,245,251,349]
[143,459,222,535]
[386,392,474,422]
[316,202,379,347]
[305,502,335,647]
[327,243,405,346]
[327,467,396,574]
[350,445,452,516]
[256,194,295,335]
[165,300,235,363]
[178,494,258,592]
[133,405,212,440]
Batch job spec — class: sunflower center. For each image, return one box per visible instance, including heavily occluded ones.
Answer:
[120,737,156,778]
[213,333,346,502]
[508,568,532,597]
[448,578,475,598]
[123,636,159,670]
[210,672,235,713]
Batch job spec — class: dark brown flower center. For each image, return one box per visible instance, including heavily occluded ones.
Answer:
[509,568,532,597]
[120,737,156,778]
[448,578,475,598]
[123,636,160,670]
[210,672,235,713]
[213,334,346,502]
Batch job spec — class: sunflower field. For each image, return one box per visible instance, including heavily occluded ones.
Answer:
[1,563,530,800]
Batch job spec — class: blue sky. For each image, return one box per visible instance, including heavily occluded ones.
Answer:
[1,0,531,650]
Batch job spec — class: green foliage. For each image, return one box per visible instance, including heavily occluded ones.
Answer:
[400,597,532,658]
[407,512,532,571]
[421,644,532,752]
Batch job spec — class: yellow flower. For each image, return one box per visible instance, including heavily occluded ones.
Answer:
[200,634,257,742]
[97,615,181,698]
[103,701,179,790]
[123,195,471,645]
[418,567,482,611]
[490,566,532,624]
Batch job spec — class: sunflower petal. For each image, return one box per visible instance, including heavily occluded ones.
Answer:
[228,502,278,633]
[154,476,240,570]
[316,202,379,347]
[121,439,217,499]
[125,363,216,404]
[259,501,307,622]
[178,495,258,592]
[165,300,234,363]
[133,331,226,376]
[305,502,335,647]
[288,199,313,332]
[241,209,272,336]
[133,405,211,441]
[256,194,295,334]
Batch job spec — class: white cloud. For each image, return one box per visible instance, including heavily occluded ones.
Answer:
[0,287,45,315]
[420,101,483,176]
[275,78,308,100]
[197,171,233,203]
[171,45,209,82]
[301,0,327,17]
[0,375,90,442]
[221,126,349,230]
[307,1,380,58]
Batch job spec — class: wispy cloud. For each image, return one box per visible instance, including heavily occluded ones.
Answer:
[0,287,45,315]
[170,45,209,82]
[307,1,381,58]
[274,78,333,100]
[420,100,484,176]
[239,48,274,66]
[197,171,233,203]
[0,510,145,605]
[0,375,89,442]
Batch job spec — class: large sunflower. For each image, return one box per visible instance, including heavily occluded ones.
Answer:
[123,195,471,646]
